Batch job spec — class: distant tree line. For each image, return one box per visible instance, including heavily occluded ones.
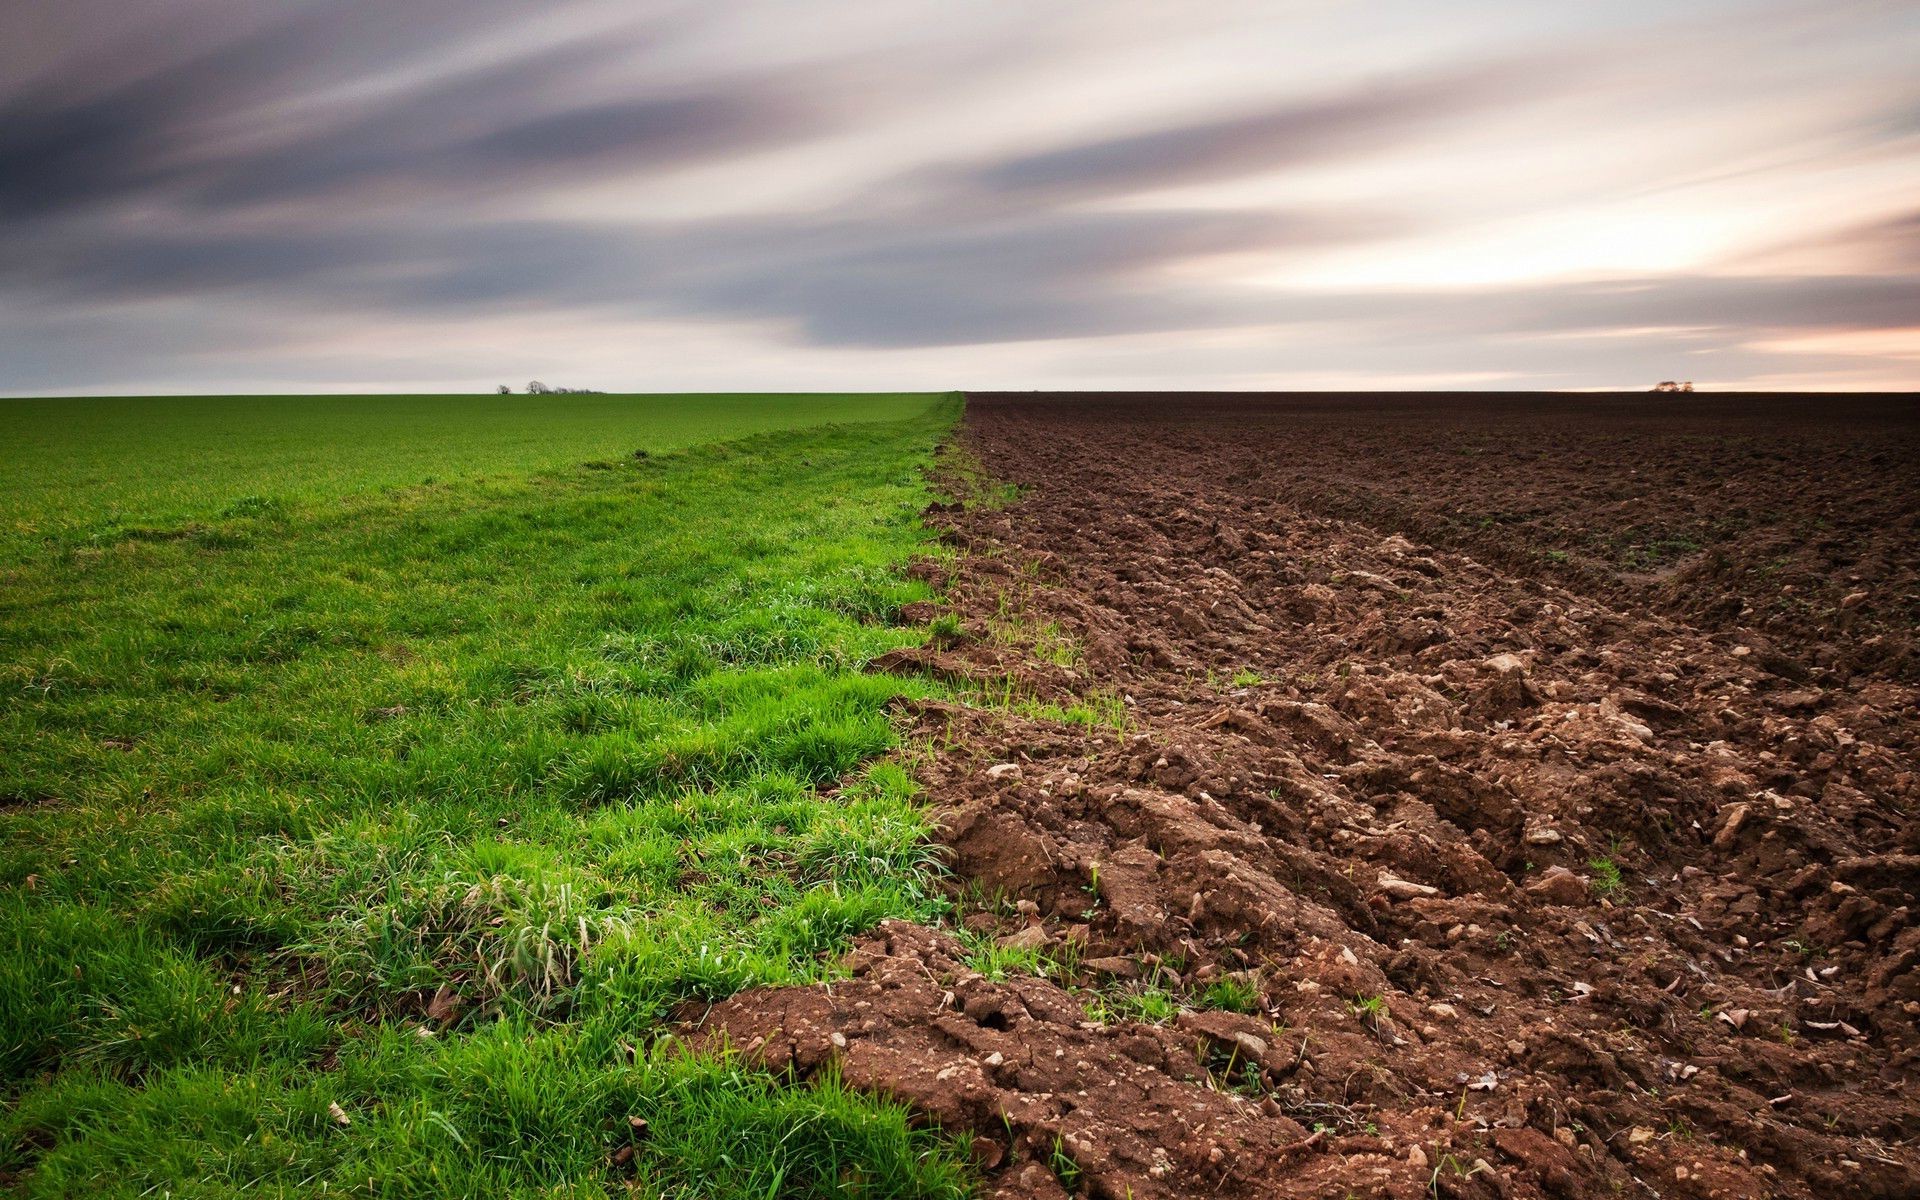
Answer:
[497,382,602,394]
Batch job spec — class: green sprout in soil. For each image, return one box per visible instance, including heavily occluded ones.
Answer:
[1198,975,1262,1015]
[1587,856,1626,898]
[1348,994,1389,1029]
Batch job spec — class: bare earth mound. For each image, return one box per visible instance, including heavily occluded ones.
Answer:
[694,393,1920,1199]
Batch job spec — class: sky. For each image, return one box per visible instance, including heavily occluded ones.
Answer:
[2,0,1918,395]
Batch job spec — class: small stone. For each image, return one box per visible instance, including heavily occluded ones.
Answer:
[828,1031,848,1049]
[997,924,1051,951]
[1525,866,1589,905]
[1377,873,1442,900]
[1840,591,1869,609]
[1713,803,1751,849]
[1524,823,1564,846]
[985,762,1021,781]
[1427,1002,1459,1020]
[1628,1126,1656,1145]
[1232,1031,1270,1060]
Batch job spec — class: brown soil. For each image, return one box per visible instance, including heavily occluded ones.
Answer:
[693,393,1920,1200]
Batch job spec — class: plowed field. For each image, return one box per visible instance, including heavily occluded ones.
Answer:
[700,393,1920,1200]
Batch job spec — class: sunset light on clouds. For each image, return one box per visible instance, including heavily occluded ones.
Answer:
[3,0,1916,393]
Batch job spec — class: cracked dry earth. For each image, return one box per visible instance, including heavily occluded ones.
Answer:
[691,394,1920,1200]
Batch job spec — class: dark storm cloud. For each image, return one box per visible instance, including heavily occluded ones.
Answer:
[959,65,1532,202]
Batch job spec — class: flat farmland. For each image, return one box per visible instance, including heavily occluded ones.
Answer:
[704,392,1920,1200]
[0,392,946,535]
[0,392,975,1198]
[5,390,1919,1200]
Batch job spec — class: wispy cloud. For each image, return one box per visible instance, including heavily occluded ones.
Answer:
[954,63,1540,204]
[1,0,1916,392]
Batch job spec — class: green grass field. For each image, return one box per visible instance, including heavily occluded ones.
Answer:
[0,392,974,1197]
[0,393,941,535]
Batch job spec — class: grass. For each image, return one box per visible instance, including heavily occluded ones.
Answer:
[1046,1137,1083,1192]
[954,929,1078,984]
[1079,970,1264,1028]
[0,392,974,1196]
[1587,856,1627,898]
[1008,691,1131,735]
[1196,976,1262,1015]
[0,392,941,536]
[1348,994,1388,1029]
[1083,986,1179,1026]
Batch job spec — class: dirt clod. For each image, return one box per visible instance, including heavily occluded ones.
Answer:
[698,394,1920,1199]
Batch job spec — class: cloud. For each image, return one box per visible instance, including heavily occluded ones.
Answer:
[0,0,552,217]
[1,1,1916,392]
[1737,206,1920,275]
[2,205,1367,341]
[17,181,1914,367]
[0,7,831,219]
[954,64,1536,203]
[1490,274,1920,337]
[188,72,823,212]
[667,205,1406,346]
